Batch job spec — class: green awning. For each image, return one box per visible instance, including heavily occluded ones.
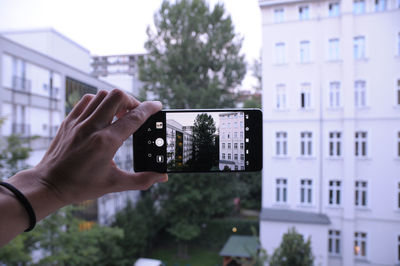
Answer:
[219,235,259,258]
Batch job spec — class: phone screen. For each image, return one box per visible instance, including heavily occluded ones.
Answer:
[133,109,262,173]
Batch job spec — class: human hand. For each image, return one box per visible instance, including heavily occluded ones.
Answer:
[32,89,168,205]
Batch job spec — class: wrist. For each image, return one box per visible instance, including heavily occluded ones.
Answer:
[7,168,66,222]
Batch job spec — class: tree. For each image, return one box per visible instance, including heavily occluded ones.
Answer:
[112,194,164,265]
[138,0,246,108]
[192,113,216,171]
[36,206,124,266]
[269,227,314,266]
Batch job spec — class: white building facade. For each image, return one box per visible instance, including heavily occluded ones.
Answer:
[259,0,400,265]
[166,119,193,166]
[0,29,139,226]
[219,112,245,171]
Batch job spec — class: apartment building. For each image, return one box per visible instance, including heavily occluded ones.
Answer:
[219,112,245,170]
[166,119,193,166]
[259,0,400,265]
[0,28,138,225]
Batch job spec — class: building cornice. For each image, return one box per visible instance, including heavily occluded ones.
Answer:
[259,0,321,8]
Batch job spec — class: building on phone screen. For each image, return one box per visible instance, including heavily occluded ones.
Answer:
[218,112,245,171]
[166,119,193,168]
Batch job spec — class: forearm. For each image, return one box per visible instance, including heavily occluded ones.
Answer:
[0,168,65,247]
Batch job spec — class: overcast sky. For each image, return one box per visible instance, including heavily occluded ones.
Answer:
[0,0,262,89]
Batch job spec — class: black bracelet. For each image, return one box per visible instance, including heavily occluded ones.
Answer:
[0,181,36,232]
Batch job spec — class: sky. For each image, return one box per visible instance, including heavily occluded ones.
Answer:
[0,0,262,89]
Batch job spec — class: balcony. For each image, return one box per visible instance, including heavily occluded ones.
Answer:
[12,76,31,92]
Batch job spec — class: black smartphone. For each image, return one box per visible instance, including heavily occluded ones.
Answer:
[133,109,262,173]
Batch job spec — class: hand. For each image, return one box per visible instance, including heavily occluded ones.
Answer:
[32,89,168,205]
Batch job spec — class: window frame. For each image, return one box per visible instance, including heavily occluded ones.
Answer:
[328,38,340,61]
[275,178,288,203]
[329,82,341,108]
[354,232,368,258]
[276,131,288,157]
[355,180,368,208]
[328,2,340,17]
[275,42,286,65]
[354,36,366,60]
[299,5,310,20]
[300,83,312,109]
[329,131,342,157]
[276,84,287,110]
[300,131,313,157]
[355,80,367,108]
[300,179,313,205]
[274,8,285,23]
[353,0,366,14]
[299,40,311,63]
[355,131,368,157]
[328,180,341,206]
[328,230,341,255]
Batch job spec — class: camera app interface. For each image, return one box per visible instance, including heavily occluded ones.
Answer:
[166,111,246,172]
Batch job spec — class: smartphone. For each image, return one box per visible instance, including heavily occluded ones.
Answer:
[133,109,262,173]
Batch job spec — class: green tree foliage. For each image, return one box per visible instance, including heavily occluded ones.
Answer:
[0,234,32,265]
[36,206,124,266]
[237,172,262,210]
[138,0,246,108]
[112,194,163,265]
[269,227,314,266]
[192,113,216,171]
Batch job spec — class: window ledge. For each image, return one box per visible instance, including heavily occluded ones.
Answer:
[297,61,313,65]
[298,108,315,112]
[326,156,344,161]
[355,157,372,161]
[326,107,343,111]
[355,106,371,110]
[326,205,343,209]
[297,156,316,160]
[354,258,370,263]
[326,59,342,63]
[273,63,289,67]
[329,254,342,259]
[272,203,290,208]
[355,207,371,211]
[297,204,315,208]
[273,108,290,112]
[354,57,369,62]
[272,156,291,160]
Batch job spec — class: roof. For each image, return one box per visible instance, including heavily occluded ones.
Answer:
[260,208,330,225]
[219,235,259,258]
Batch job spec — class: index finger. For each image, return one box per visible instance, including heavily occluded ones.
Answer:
[106,101,162,142]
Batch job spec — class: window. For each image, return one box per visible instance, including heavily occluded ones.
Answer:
[300,83,311,109]
[354,36,365,59]
[299,41,310,63]
[240,132,243,139]
[240,154,244,160]
[228,143,231,149]
[274,8,284,22]
[276,178,288,203]
[300,131,313,156]
[354,0,365,14]
[234,132,238,139]
[222,153,225,159]
[329,132,342,157]
[240,143,244,149]
[328,230,341,255]
[234,143,238,149]
[276,132,288,156]
[354,232,367,258]
[276,84,287,109]
[398,235,400,262]
[329,82,341,108]
[397,182,400,210]
[329,180,341,205]
[299,6,309,20]
[355,80,367,107]
[300,179,313,204]
[234,154,238,160]
[355,181,368,207]
[397,80,400,106]
[275,43,286,64]
[375,0,386,11]
[228,153,231,160]
[329,2,340,16]
[397,132,400,157]
[222,143,225,149]
[355,131,367,157]
[398,33,400,56]
[328,38,340,60]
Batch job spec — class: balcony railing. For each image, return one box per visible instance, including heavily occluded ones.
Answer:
[12,123,31,137]
[12,76,31,92]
